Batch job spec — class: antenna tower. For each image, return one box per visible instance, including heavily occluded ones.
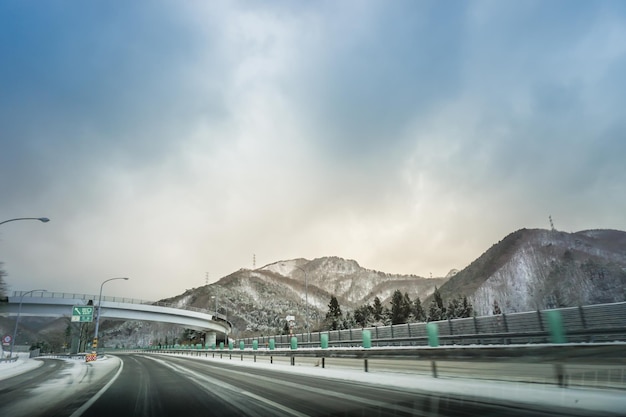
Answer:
[253,254,256,269]
[205,272,209,285]
[549,215,555,232]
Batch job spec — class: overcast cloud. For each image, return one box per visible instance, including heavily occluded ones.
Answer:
[1,0,625,300]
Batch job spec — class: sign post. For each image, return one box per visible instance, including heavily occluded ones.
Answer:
[71,306,94,322]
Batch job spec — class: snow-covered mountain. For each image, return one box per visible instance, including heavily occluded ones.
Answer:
[6,228,625,349]
[434,228,626,315]
[159,256,447,336]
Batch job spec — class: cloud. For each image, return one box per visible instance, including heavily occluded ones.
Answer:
[1,1,625,300]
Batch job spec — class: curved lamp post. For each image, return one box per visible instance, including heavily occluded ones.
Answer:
[93,277,129,352]
[0,217,50,226]
[10,289,47,359]
[295,265,309,342]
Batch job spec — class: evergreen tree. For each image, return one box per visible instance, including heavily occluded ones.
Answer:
[390,290,413,324]
[325,295,343,330]
[460,296,473,318]
[354,304,373,327]
[446,296,461,319]
[372,296,383,321]
[402,292,412,321]
[390,290,404,324]
[427,300,442,321]
[427,286,446,321]
[342,312,357,330]
[413,297,426,322]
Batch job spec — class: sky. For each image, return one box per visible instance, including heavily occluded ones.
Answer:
[1,0,625,301]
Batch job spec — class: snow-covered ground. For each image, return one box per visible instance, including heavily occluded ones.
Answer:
[0,354,121,417]
[0,353,44,381]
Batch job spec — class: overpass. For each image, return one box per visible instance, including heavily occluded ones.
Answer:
[0,291,231,346]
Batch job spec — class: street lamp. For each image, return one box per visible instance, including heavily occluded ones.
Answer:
[211,295,218,318]
[0,217,50,226]
[10,289,47,359]
[295,265,309,342]
[93,277,129,352]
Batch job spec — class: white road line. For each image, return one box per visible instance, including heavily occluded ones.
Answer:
[144,355,309,417]
[204,361,441,417]
[69,357,124,417]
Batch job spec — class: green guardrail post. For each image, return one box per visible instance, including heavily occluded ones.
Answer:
[320,333,329,349]
[252,340,259,350]
[228,341,234,350]
[362,330,372,349]
[546,310,567,344]
[211,343,216,349]
[290,336,298,350]
[239,341,245,350]
[426,322,439,347]
[269,339,275,350]
[219,342,224,350]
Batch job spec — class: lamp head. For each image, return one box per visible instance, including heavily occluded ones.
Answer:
[38,217,50,223]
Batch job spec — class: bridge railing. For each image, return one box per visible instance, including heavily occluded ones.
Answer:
[9,290,218,317]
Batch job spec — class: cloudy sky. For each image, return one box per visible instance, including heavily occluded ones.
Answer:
[1,0,625,301]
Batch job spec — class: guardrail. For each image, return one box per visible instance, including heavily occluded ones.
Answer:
[141,343,626,390]
[239,301,626,348]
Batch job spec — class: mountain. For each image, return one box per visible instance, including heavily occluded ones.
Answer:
[432,228,626,315]
[159,256,447,336]
[6,228,625,350]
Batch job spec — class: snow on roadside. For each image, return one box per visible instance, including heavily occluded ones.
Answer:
[0,355,121,417]
[0,353,44,381]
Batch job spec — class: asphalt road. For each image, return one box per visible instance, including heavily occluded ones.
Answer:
[0,354,621,417]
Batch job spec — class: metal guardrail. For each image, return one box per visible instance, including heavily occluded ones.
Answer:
[239,301,626,348]
[142,343,626,389]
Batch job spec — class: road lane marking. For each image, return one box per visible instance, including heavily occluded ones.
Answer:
[144,355,309,417]
[69,357,124,417]
[198,360,440,417]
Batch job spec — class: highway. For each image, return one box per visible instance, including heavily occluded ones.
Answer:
[0,353,623,417]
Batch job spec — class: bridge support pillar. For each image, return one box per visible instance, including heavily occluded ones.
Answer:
[206,332,217,348]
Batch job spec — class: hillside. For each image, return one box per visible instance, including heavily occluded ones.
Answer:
[158,257,447,336]
[433,228,626,315]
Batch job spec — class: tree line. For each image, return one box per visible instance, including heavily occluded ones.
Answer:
[323,287,473,330]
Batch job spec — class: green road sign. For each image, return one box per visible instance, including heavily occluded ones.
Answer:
[71,305,94,322]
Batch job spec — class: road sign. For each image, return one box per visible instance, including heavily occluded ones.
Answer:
[71,305,94,322]
[2,334,12,346]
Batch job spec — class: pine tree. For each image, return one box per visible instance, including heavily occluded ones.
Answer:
[413,297,426,322]
[427,286,446,321]
[402,292,412,322]
[428,300,442,321]
[461,296,473,318]
[390,290,405,324]
[372,296,383,321]
[325,295,343,330]
[446,296,461,319]
[354,304,373,327]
